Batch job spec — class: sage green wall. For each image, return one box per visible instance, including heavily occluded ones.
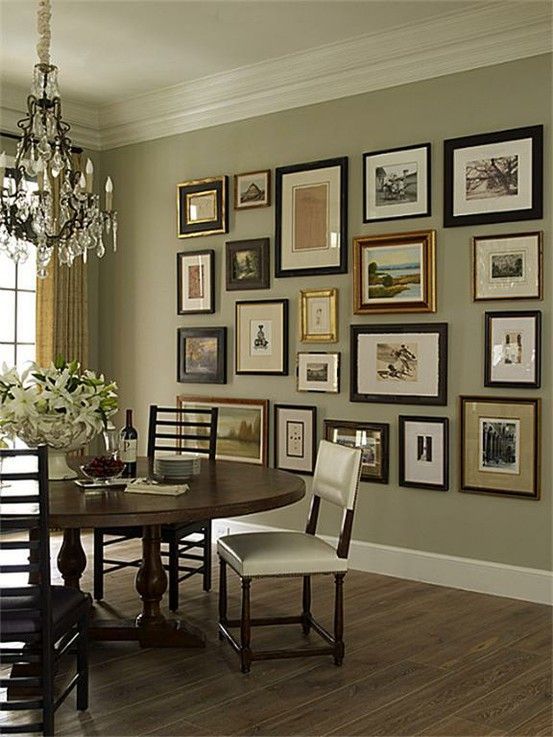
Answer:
[97,54,551,571]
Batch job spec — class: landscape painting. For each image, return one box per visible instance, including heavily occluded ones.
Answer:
[490,252,524,280]
[185,337,217,375]
[364,243,423,303]
[232,249,259,282]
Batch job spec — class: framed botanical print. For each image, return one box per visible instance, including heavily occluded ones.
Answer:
[177,395,269,465]
[297,352,340,393]
[274,404,317,475]
[235,299,288,375]
[444,125,543,227]
[234,169,271,209]
[177,327,226,384]
[350,323,448,405]
[324,419,389,484]
[177,250,214,314]
[225,238,270,291]
[473,232,543,301]
[460,396,540,499]
[363,143,431,222]
[485,311,541,389]
[300,288,338,342]
[177,176,228,238]
[275,157,348,278]
[398,416,449,491]
[353,230,436,314]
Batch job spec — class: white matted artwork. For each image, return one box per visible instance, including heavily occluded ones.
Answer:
[297,352,340,393]
[235,299,288,375]
[274,404,317,475]
[177,250,214,314]
[399,416,449,491]
[473,232,542,301]
[485,311,541,388]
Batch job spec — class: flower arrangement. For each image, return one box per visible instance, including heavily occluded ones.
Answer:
[0,357,117,450]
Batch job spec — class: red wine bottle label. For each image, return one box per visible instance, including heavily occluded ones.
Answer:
[119,439,137,463]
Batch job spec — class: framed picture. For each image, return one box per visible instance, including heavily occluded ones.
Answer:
[234,169,271,210]
[225,238,270,291]
[485,311,541,389]
[176,395,269,465]
[177,327,226,384]
[275,157,348,278]
[235,299,288,375]
[363,143,431,223]
[177,176,228,238]
[350,323,448,405]
[473,232,543,301]
[444,125,543,227]
[297,352,340,393]
[398,416,449,491]
[460,396,540,499]
[324,419,389,484]
[353,230,436,314]
[274,404,317,475]
[300,288,338,343]
[177,250,214,314]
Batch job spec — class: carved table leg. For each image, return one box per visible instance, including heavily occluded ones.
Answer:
[136,524,167,628]
[57,528,86,589]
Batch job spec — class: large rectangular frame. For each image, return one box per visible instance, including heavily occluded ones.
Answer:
[398,415,449,491]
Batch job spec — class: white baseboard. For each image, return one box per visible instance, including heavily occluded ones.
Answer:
[214,519,553,606]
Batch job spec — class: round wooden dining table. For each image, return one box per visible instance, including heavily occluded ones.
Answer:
[50,457,305,648]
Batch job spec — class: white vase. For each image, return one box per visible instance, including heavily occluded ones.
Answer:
[47,448,78,480]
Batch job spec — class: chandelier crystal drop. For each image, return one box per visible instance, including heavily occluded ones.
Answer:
[0,0,117,277]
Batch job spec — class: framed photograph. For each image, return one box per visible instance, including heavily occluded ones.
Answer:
[234,169,271,210]
[399,416,449,491]
[177,176,229,238]
[363,143,431,223]
[353,230,436,314]
[300,288,338,343]
[177,250,214,314]
[177,395,269,465]
[350,323,448,405]
[324,419,389,484]
[460,396,540,499]
[297,352,340,393]
[235,299,288,375]
[275,157,348,278]
[225,238,270,291]
[473,232,543,301]
[485,311,541,389]
[177,327,226,384]
[274,404,317,475]
[444,125,543,227]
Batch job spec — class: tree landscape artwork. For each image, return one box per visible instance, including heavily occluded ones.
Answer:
[465,156,518,201]
[363,243,423,304]
[185,337,217,375]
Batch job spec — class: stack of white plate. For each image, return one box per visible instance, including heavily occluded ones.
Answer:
[154,453,202,480]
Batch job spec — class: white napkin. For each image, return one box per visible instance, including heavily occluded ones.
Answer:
[124,478,190,496]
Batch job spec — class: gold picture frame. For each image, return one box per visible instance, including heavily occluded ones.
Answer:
[177,176,228,238]
[299,288,338,343]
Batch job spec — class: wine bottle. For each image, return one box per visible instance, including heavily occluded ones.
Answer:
[119,409,138,477]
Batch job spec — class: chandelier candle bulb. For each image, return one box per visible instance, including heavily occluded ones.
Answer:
[105,177,113,211]
[85,158,94,193]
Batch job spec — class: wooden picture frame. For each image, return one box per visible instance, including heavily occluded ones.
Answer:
[324,419,389,484]
[297,352,340,393]
[444,125,543,228]
[460,396,540,499]
[225,238,270,291]
[472,232,543,301]
[177,176,228,238]
[353,230,436,314]
[177,327,226,384]
[300,288,338,342]
[484,310,541,389]
[234,169,271,209]
[235,299,288,375]
[399,416,449,491]
[177,249,215,314]
[275,157,348,278]
[274,404,317,475]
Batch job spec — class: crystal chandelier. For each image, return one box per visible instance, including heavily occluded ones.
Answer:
[0,0,116,278]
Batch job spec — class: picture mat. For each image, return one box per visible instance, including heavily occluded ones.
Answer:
[188,190,217,222]
[490,315,536,383]
[180,253,212,311]
[361,242,424,304]
[475,235,540,299]
[237,302,284,372]
[404,420,445,485]
[293,183,329,251]
[365,147,429,219]
[276,407,314,472]
[298,354,338,392]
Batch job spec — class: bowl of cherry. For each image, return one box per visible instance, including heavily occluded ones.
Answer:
[80,455,125,484]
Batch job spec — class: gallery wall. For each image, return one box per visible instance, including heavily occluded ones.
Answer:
[96,54,551,572]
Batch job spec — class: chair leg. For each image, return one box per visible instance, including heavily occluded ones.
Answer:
[218,557,227,640]
[203,522,212,592]
[333,573,345,666]
[168,536,179,612]
[240,578,252,674]
[76,612,89,711]
[301,575,311,635]
[93,529,104,601]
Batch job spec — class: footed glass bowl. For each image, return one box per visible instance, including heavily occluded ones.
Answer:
[80,456,125,484]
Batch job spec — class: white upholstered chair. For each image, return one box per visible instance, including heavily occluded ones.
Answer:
[217,440,363,673]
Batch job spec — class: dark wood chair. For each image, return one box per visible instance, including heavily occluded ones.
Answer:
[217,440,362,673]
[93,404,218,612]
[0,446,91,736]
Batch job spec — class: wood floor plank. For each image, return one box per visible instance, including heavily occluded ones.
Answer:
[419,716,505,736]
[510,707,553,736]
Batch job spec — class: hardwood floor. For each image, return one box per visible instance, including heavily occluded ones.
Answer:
[2,533,551,736]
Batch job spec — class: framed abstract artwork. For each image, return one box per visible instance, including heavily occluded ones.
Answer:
[297,352,340,393]
[274,404,317,475]
[177,249,215,314]
[177,327,226,384]
[398,416,449,491]
[363,143,431,222]
[234,169,271,209]
[353,230,436,314]
[275,157,348,278]
[444,125,543,227]
[299,288,338,342]
[484,311,541,389]
[350,323,448,405]
[225,238,270,291]
[324,419,389,484]
[472,232,543,301]
[235,299,288,375]
[177,176,228,238]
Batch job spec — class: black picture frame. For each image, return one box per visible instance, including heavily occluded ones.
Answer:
[275,156,348,278]
[350,323,448,405]
[177,176,229,238]
[274,404,317,475]
[324,419,389,484]
[225,238,270,291]
[177,327,227,384]
[484,310,541,389]
[177,249,215,315]
[444,125,543,228]
[235,299,289,376]
[398,416,449,491]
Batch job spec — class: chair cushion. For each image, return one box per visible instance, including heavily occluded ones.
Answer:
[1,586,90,636]
[217,532,348,578]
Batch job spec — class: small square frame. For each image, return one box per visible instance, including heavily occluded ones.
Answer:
[234,169,271,210]
[177,327,226,384]
[225,238,270,291]
[297,352,340,393]
[177,176,228,238]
